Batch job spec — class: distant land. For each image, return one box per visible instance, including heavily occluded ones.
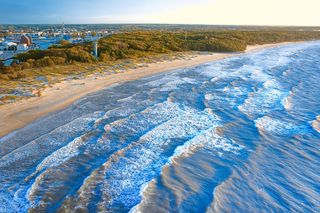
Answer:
[1,24,320,32]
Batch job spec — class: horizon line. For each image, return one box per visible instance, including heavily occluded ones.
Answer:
[1,23,320,28]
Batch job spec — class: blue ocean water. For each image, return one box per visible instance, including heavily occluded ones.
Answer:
[0,42,320,212]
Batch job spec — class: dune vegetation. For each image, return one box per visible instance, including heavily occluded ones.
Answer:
[2,30,320,80]
[1,29,320,104]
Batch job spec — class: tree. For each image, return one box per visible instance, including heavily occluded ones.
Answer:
[91,31,97,37]
[59,40,70,46]
[0,60,5,72]
[72,33,78,39]
[41,56,55,66]
[80,33,87,45]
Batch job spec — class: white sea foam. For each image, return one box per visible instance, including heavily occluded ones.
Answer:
[0,111,103,168]
[220,86,251,107]
[159,77,197,91]
[238,76,287,117]
[250,69,271,82]
[281,91,293,110]
[85,107,221,210]
[144,73,197,91]
[202,51,291,118]
[1,190,32,213]
[205,94,214,101]
[168,127,244,164]
[199,62,227,79]
[117,94,135,103]
[310,116,320,133]
[255,116,307,135]
[132,122,244,212]
[34,136,86,174]
[145,75,181,87]
[238,88,286,117]
[263,79,280,89]
[6,112,104,210]
[248,45,301,69]
[222,86,248,97]
[55,101,190,209]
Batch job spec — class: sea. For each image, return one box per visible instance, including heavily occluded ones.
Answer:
[0,41,319,212]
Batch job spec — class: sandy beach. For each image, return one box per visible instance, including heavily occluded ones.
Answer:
[0,42,296,137]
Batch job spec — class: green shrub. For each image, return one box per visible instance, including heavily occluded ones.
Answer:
[66,47,96,63]
[21,62,33,70]
[51,56,66,65]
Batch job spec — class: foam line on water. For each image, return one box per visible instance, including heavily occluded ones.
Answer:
[21,132,96,201]
[281,91,294,110]
[144,72,198,92]
[310,116,320,133]
[204,84,251,108]
[145,74,181,87]
[35,136,87,173]
[255,116,310,136]
[159,77,198,92]
[0,112,104,211]
[200,45,309,117]
[53,101,188,211]
[0,109,104,158]
[24,101,186,211]
[131,126,245,212]
[0,111,103,168]
[96,108,220,211]
[168,127,244,164]
[61,107,220,212]
[18,134,89,207]
[238,79,288,117]
[25,99,165,186]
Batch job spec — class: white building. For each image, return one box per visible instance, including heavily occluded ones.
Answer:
[3,42,17,49]
[28,32,43,38]
[6,33,23,40]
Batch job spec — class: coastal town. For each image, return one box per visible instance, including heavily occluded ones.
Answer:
[0,24,113,65]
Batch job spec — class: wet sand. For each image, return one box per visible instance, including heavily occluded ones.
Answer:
[0,42,297,137]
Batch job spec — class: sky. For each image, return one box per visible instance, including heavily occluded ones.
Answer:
[0,0,319,26]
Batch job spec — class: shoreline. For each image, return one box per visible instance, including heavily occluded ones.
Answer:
[0,42,299,137]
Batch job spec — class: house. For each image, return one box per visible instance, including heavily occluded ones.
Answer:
[20,35,32,46]
[6,33,23,40]
[27,32,43,39]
